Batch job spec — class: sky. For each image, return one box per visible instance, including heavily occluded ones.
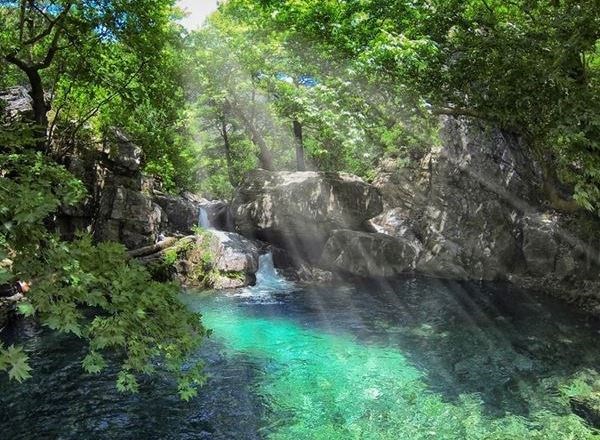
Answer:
[177,0,220,30]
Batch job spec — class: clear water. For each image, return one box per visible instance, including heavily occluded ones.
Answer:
[1,265,600,439]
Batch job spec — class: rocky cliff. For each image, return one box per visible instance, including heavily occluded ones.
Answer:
[230,117,600,315]
[370,117,600,314]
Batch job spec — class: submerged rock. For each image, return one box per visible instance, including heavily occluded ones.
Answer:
[570,395,600,429]
[232,170,382,262]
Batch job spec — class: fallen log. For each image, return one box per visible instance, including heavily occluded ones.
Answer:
[128,237,178,259]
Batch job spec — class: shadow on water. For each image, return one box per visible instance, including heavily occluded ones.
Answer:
[204,276,600,418]
[0,322,269,440]
[1,273,600,439]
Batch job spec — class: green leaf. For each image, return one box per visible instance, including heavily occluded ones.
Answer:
[82,352,107,374]
[16,302,35,317]
[2,345,32,383]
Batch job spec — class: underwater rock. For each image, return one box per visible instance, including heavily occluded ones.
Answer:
[571,394,600,429]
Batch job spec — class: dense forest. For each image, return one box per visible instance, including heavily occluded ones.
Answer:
[1,0,599,403]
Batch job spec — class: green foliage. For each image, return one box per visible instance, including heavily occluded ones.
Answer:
[213,0,600,212]
[0,344,32,383]
[187,5,439,188]
[0,0,200,192]
[0,133,207,399]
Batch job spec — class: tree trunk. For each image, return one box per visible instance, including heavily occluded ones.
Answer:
[26,67,49,146]
[227,101,274,170]
[293,119,306,171]
[220,118,236,186]
[254,131,274,171]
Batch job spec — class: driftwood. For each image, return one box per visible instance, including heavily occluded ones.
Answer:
[128,237,178,259]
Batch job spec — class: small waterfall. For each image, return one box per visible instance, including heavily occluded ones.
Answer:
[255,252,287,288]
[198,207,211,229]
[234,252,292,302]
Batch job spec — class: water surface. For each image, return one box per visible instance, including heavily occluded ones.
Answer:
[1,264,599,439]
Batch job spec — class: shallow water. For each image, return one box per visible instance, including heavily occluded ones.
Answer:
[1,265,600,439]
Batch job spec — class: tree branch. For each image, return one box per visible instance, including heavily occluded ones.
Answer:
[29,2,73,68]
[5,53,32,73]
[69,61,147,139]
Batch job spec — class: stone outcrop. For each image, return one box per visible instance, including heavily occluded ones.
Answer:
[139,231,260,290]
[320,230,419,278]
[0,86,33,123]
[232,170,383,262]
[46,127,232,249]
[153,193,200,235]
[369,116,600,313]
[93,129,165,249]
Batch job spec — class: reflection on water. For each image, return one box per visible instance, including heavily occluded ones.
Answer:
[1,272,600,439]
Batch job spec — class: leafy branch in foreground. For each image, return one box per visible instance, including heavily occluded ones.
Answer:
[0,141,208,400]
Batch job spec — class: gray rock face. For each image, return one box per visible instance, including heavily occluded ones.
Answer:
[368,116,600,314]
[0,86,33,122]
[370,117,539,280]
[320,230,418,278]
[207,230,259,274]
[153,194,199,235]
[96,183,164,249]
[232,170,383,262]
[521,214,560,276]
[174,231,260,289]
[93,132,164,249]
[104,128,142,174]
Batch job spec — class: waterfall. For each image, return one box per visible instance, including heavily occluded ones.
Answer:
[198,207,211,229]
[255,252,287,288]
[234,252,292,302]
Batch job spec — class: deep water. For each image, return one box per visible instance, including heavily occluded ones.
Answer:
[1,263,600,439]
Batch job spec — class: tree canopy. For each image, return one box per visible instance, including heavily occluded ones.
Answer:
[192,0,600,212]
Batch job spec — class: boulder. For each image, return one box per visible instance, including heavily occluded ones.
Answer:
[521,214,560,276]
[173,231,260,289]
[232,170,383,262]
[95,184,164,249]
[207,230,260,274]
[153,194,200,235]
[0,86,33,122]
[103,128,142,174]
[369,207,421,242]
[320,230,418,278]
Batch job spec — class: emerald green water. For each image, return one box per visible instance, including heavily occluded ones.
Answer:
[1,272,600,439]
[183,282,599,440]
